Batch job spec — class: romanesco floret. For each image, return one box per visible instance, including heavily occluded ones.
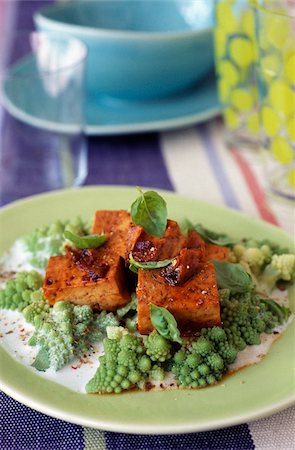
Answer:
[94,310,119,331]
[30,301,111,371]
[22,289,50,327]
[150,365,165,381]
[203,326,227,343]
[138,355,152,373]
[144,330,172,362]
[221,292,290,347]
[260,254,295,291]
[171,338,226,388]
[0,271,43,311]
[172,327,242,388]
[86,334,146,394]
[191,336,213,356]
[201,327,238,364]
[22,217,89,269]
[86,331,174,394]
[171,289,291,390]
[216,341,238,364]
[106,326,129,340]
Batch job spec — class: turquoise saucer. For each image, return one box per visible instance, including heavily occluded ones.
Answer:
[86,73,220,135]
[2,56,220,135]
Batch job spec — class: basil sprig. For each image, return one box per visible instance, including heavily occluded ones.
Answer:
[129,253,174,274]
[64,230,106,249]
[150,304,182,344]
[185,220,236,247]
[260,299,291,324]
[131,187,167,238]
[212,260,253,294]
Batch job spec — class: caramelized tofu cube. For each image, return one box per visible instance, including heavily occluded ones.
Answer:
[137,262,220,335]
[205,243,230,262]
[130,219,185,262]
[92,210,131,258]
[161,248,203,286]
[43,248,130,310]
[184,230,206,261]
[185,230,229,262]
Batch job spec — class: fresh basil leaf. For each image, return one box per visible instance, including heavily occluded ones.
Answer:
[212,260,253,294]
[260,298,291,324]
[31,347,50,371]
[150,304,182,344]
[190,223,236,247]
[129,253,174,274]
[131,187,167,237]
[64,230,106,249]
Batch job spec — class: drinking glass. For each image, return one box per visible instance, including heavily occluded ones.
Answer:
[214,0,259,150]
[255,2,295,201]
[0,32,88,204]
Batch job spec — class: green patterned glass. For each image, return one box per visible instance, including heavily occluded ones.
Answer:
[256,2,295,200]
[214,0,259,149]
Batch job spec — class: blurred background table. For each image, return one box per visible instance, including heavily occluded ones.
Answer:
[0,1,294,449]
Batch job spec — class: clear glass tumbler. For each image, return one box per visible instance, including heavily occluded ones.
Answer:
[0,32,88,204]
[214,0,259,150]
[255,2,295,201]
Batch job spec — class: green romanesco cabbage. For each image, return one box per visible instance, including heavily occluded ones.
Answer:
[144,330,172,362]
[86,330,174,394]
[202,327,238,364]
[0,271,43,312]
[221,292,291,345]
[149,365,165,381]
[171,287,291,390]
[260,254,295,291]
[22,288,50,327]
[171,335,226,388]
[22,217,89,269]
[106,326,129,340]
[30,301,118,371]
[86,334,146,394]
[93,310,119,332]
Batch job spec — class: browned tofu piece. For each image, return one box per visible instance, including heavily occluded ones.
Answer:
[205,243,230,262]
[92,210,131,258]
[185,229,206,261]
[129,219,185,262]
[185,230,230,262]
[137,261,220,335]
[43,247,130,310]
[161,248,203,286]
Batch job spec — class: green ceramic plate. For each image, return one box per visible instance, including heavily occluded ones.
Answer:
[0,186,294,434]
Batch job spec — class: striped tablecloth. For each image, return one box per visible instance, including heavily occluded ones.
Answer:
[0,2,294,450]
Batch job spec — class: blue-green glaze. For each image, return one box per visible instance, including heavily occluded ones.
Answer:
[35,0,215,100]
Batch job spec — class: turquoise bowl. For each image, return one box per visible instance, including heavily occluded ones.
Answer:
[35,0,214,101]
